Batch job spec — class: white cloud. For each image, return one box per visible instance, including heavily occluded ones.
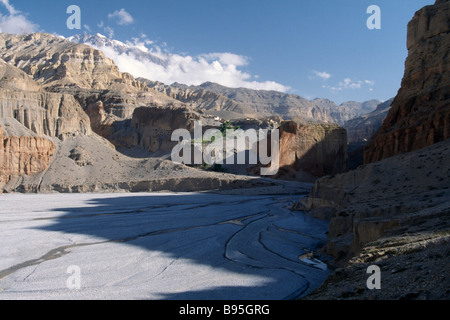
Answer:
[202,52,249,67]
[108,8,134,26]
[311,70,331,80]
[340,78,362,89]
[88,36,290,92]
[323,77,375,93]
[322,84,340,92]
[0,0,16,14]
[126,37,154,52]
[0,0,38,34]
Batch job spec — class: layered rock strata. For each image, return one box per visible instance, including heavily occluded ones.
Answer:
[0,118,55,192]
[364,0,450,163]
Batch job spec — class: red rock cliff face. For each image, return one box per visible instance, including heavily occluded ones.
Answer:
[0,120,55,192]
[274,120,348,179]
[364,0,450,164]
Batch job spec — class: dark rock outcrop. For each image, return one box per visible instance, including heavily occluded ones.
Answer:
[276,120,348,179]
[121,105,202,153]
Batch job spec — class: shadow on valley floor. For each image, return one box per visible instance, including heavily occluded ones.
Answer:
[36,192,330,300]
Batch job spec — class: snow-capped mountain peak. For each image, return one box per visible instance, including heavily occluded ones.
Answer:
[68,33,167,67]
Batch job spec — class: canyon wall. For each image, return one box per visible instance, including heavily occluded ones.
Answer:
[0,89,92,139]
[113,105,203,153]
[249,119,348,180]
[364,0,450,163]
[0,118,55,192]
[299,0,450,266]
[276,120,348,179]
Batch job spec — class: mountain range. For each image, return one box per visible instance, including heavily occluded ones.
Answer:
[70,33,382,125]
[0,0,449,301]
[0,31,352,193]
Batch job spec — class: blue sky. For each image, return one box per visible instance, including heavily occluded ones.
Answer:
[0,0,434,103]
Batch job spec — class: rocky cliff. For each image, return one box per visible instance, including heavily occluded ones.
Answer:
[0,33,146,92]
[275,120,348,179]
[0,32,183,124]
[364,0,450,163]
[299,0,450,300]
[0,89,92,139]
[0,33,185,144]
[0,53,89,191]
[0,118,55,192]
[302,0,450,263]
[0,54,92,139]
[111,104,204,153]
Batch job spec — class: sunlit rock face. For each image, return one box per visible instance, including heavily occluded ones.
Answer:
[0,118,55,192]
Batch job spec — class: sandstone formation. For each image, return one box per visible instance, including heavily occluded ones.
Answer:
[364,0,450,163]
[0,33,146,92]
[0,89,92,139]
[275,120,348,179]
[113,105,204,153]
[0,54,92,138]
[0,55,89,191]
[0,32,181,135]
[0,118,55,192]
[0,59,42,92]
